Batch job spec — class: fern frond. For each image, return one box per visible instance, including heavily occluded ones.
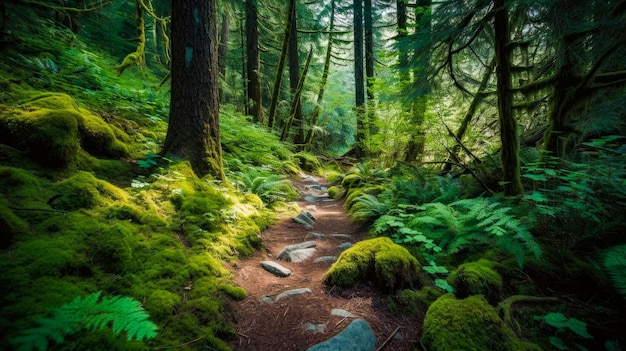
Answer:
[12,292,158,351]
[603,245,626,300]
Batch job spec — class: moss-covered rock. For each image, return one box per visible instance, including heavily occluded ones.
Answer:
[292,151,321,173]
[422,294,520,351]
[323,237,421,291]
[0,93,129,168]
[448,259,503,304]
[51,171,127,210]
[0,201,28,248]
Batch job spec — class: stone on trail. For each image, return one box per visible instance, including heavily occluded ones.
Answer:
[306,232,326,239]
[293,216,314,229]
[274,287,312,301]
[277,241,317,260]
[304,194,330,203]
[330,234,353,240]
[304,322,327,334]
[338,242,352,250]
[331,308,355,318]
[314,256,337,263]
[286,248,317,262]
[306,318,377,351]
[260,261,292,277]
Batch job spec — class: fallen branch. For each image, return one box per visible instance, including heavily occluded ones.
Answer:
[375,326,401,351]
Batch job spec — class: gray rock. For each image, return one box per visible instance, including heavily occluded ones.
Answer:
[293,216,314,229]
[277,241,317,260]
[286,248,317,262]
[295,211,315,225]
[304,322,327,334]
[306,319,377,351]
[306,232,326,239]
[260,261,292,277]
[338,242,352,250]
[304,194,330,203]
[330,234,353,240]
[331,308,355,318]
[314,256,338,263]
[275,288,312,301]
[260,295,273,304]
[302,176,318,183]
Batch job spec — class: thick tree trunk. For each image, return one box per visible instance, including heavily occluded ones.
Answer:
[162,0,225,181]
[288,0,305,145]
[494,0,523,196]
[281,48,314,141]
[353,0,366,158]
[246,0,263,122]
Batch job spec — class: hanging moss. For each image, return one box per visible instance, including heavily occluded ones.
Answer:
[323,237,421,291]
[422,294,541,351]
[448,259,503,304]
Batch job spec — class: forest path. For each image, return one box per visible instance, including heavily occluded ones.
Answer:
[226,174,421,351]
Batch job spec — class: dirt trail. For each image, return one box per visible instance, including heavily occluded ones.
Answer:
[226,174,421,351]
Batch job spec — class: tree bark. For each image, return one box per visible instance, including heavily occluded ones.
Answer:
[162,0,225,181]
[246,0,263,122]
[218,11,229,102]
[353,0,366,158]
[267,0,295,129]
[305,0,336,146]
[288,0,305,145]
[494,0,523,196]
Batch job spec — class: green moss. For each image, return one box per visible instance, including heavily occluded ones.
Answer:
[327,185,345,199]
[292,151,321,173]
[323,237,421,291]
[145,289,181,319]
[0,201,29,248]
[422,294,517,351]
[219,283,247,301]
[11,235,90,278]
[28,109,81,166]
[388,287,442,317]
[89,223,135,273]
[51,171,127,210]
[448,259,503,304]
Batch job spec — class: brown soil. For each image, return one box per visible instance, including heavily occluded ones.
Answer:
[226,174,423,351]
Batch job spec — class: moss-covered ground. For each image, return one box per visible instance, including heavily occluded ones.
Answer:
[0,7,306,350]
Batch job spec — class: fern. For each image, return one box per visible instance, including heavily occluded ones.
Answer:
[349,193,391,223]
[602,244,626,300]
[12,291,158,351]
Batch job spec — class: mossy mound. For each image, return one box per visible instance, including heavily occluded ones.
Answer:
[50,171,127,211]
[448,259,503,304]
[292,151,321,173]
[0,93,129,168]
[323,237,421,291]
[422,294,540,351]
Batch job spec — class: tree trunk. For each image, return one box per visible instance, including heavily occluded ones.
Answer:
[494,0,523,196]
[246,0,263,122]
[281,48,314,141]
[404,0,431,163]
[288,0,305,145]
[353,0,366,158]
[162,0,225,181]
[305,0,336,146]
[218,11,229,102]
[268,0,295,129]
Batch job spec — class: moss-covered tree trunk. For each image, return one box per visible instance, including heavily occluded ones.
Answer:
[246,0,263,123]
[494,0,523,196]
[218,11,229,102]
[287,0,305,146]
[162,0,225,181]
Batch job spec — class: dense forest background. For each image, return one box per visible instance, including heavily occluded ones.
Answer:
[1,0,625,350]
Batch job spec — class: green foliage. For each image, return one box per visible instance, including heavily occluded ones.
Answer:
[448,260,503,303]
[602,245,626,300]
[12,291,157,351]
[374,197,540,267]
[235,172,298,206]
[534,312,593,350]
[387,287,442,317]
